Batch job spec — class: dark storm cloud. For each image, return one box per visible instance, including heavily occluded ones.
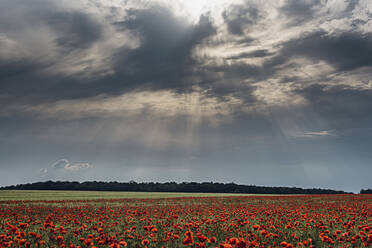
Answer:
[49,12,102,50]
[0,60,39,81]
[204,49,286,93]
[222,3,259,35]
[0,0,105,103]
[0,67,82,105]
[111,7,216,92]
[280,0,321,26]
[281,31,372,71]
[197,61,261,103]
[0,2,217,104]
[1,0,370,104]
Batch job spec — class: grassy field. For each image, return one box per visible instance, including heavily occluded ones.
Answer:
[0,190,251,201]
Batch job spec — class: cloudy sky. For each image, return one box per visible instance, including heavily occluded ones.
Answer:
[0,0,371,192]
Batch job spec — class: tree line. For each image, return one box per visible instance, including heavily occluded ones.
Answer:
[0,181,353,194]
[360,188,372,194]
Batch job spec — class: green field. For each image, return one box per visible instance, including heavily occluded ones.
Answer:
[0,190,251,201]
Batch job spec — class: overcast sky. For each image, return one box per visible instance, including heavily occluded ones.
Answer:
[0,0,371,192]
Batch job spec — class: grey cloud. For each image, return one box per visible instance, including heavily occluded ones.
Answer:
[281,31,372,71]
[0,0,107,103]
[223,30,372,99]
[0,60,40,81]
[226,49,274,60]
[205,62,261,80]
[183,29,372,104]
[222,4,259,35]
[280,0,321,26]
[0,3,217,106]
[297,84,372,129]
[199,61,262,102]
[346,0,360,12]
[0,0,103,53]
[49,11,102,50]
[111,7,216,92]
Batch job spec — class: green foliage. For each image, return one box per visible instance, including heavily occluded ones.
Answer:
[0,181,350,195]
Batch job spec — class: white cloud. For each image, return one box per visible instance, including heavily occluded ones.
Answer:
[65,163,92,171]
[51,159,70,169]
[303,130,335,137]
[51,159,92,171]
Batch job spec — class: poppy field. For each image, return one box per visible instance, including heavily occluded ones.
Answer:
[0,194,371,248]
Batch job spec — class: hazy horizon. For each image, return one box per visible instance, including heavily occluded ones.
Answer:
[0,0,371,193]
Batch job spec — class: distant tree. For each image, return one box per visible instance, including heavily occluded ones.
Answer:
[0,181,351,194]
[360,188,372,194]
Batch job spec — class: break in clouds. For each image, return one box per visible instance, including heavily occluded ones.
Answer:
[0,0,371,192]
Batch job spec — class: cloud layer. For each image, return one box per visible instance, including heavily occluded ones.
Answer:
[0,0,371,192]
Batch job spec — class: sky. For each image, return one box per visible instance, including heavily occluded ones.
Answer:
[0,0,371,193]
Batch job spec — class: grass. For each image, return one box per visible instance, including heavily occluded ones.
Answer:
[0,190,252,201]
